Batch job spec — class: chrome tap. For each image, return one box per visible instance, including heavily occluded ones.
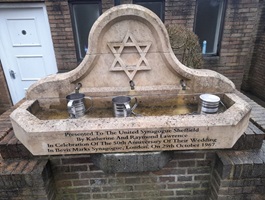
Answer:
[180,79,186,90]
[129,80,135,90]
[75,83,82,93]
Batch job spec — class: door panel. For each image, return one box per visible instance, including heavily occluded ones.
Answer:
[7,18,41,46]
[0,4,57,104]
[17,56,46,80]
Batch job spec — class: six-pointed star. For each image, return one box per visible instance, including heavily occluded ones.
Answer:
[108,32,151,80]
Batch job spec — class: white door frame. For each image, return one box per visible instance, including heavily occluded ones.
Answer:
[0,3,57,104]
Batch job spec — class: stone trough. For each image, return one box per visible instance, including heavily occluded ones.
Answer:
[10,4,250,170]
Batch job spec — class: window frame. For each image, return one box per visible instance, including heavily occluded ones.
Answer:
[133,0,165,22]
[194,0,227,57]
[114,0,120,6]
[69,0,102,62]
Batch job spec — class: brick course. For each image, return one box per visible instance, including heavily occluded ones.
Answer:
[210,145,265,200]
[164,0,196,30]
[0,159,56,200]
[243,2,265,102]
[48,150,214,199]
[45,0,77,71]
[0,63,12,115]
[0,143,264,199]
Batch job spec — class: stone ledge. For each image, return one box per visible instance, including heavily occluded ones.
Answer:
[0,121,262,159]
[1,121,262,159]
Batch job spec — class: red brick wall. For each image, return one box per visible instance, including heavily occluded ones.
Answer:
[45,0,113,71]
[0,62,12,114]
[134,0,261,89]
[164,0,196,31]
[243,2,265,101]
[50,152,215,199]
[202,0,260,89]
[0,0,264,113]
[45,0,77,71]
[43,0,261,90]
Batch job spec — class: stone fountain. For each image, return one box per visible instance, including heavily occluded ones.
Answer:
[10,4,250,168]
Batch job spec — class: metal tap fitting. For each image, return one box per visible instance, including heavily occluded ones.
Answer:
[129,80,135,90]
[180,79,186,90]
[75,83,82,93]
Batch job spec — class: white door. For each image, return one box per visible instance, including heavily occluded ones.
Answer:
[0,4,57,104]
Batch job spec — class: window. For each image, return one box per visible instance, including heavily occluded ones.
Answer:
[194,0,226,55]
[69,1,101,61]
[133,0,165,21]
[114,0,120,6]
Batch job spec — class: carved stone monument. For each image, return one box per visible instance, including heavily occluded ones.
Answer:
[10,5,251,156]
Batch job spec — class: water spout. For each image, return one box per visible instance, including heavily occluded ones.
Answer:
[180,79,186,90]
[75,83,82,93]
[129,80,135,90]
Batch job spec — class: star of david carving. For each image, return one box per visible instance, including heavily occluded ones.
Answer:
[108,32,151,80]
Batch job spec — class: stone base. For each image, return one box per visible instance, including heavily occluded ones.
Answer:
[91,151,173,173]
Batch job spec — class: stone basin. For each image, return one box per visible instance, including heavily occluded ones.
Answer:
[10,5,251,156]
[10,92,250,155]
[31,94,227,120]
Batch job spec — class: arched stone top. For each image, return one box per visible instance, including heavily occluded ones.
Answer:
[27,4,235,100]
[88,4,171,55]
